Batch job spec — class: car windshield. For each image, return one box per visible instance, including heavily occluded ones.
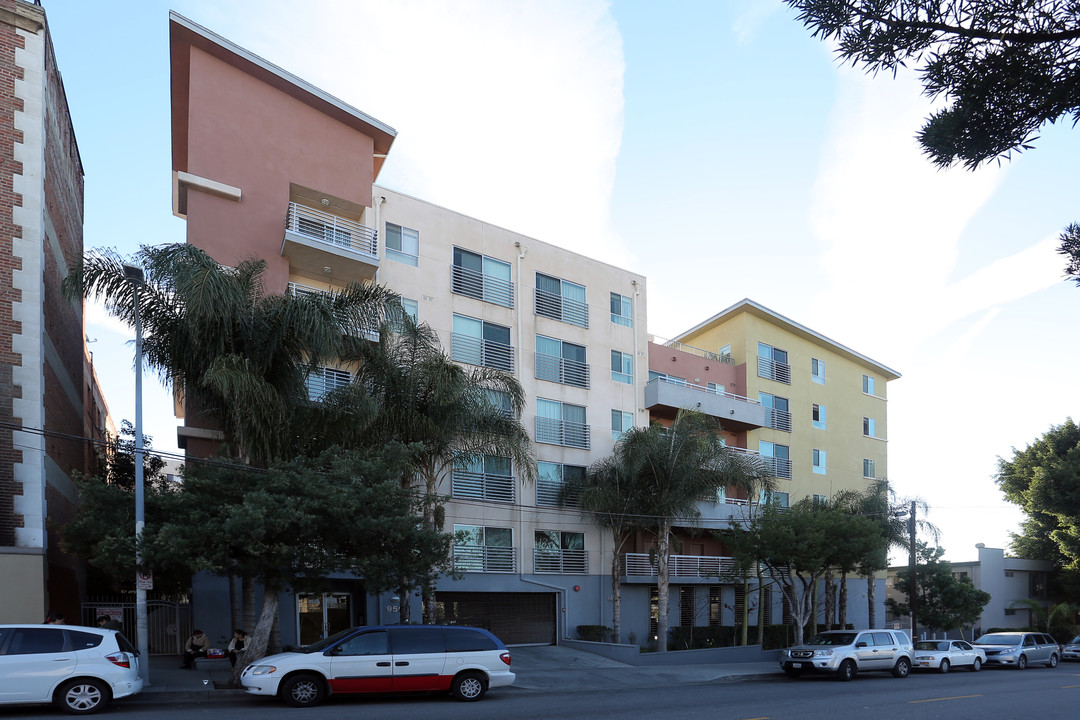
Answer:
[915,641,949,651]
[805,633,857,646]
[296,627,358,653]
[1070,636,1080,645]
[975,634,1021,646]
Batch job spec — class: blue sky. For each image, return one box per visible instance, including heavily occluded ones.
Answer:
[43,0,1080,562]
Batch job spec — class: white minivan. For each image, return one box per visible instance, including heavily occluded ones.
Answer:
[0,624,143,714]
[241,625,514,707]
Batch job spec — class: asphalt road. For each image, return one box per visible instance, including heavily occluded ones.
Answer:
[3,665,1079,719]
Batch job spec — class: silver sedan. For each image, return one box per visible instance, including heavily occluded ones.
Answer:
[913,639,986,673]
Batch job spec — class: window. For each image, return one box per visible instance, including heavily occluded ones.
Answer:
[385,222,419,266]
[813,494,828,506]
[535,273,588,327]
[811,358,826,384]
[454,525,514,572]
[862,374,876,395]
[451,247,513,307]
[534,530,586,573]
[759,441,792,479]
[390,297,418,330]
[812,448,827,474]
[536,461,585,506]
[452,454,514,502]
[1004,570,1015,578]
[338,631,389,656]
[535,335,589,387]
[610,292,633,327]
[452,314,513,371]
[757,342,791,384]
[649,370,686,385]
[680,586,695,627]
[611,350,634,384]
[863,417,876,437]
[760,490,790,508]
[1004,608,1017,616]
[306,367,351,400]
[536,399,589,449]
[486,389,513,417]
[718,344,731,361]
[612,410,633,441]
[759,392,792,432]
[863,458,876,479]
[709,587,722,626]
[812,403,826,429]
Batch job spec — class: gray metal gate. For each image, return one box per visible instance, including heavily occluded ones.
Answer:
[81,600,192,655]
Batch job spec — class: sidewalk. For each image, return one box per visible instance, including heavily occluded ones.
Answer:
[127,645,782,705]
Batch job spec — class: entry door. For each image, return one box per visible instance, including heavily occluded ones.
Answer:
[298,593,352,645]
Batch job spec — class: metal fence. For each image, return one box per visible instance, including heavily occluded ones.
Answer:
[81,599,192,655]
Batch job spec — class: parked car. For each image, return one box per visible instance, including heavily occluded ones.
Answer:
[973,631,1060,669]
[0,624,143,715]
[241,625,514,707]
[1063,635,1080,662]
[779,629,914,681]
[912,639,985,673]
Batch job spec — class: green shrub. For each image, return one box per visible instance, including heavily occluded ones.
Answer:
[576,625,612,642]
[669,625,735,650]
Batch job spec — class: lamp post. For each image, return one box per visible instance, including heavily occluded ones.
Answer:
[122,263,150,685]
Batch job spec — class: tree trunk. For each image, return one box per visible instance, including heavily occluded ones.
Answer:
[655,525,671,652]
[739,575,750,646]
[610,538,623,644]
[838,571,848,628]
[756,566,765,644]
[809,578,818,638]
[230,589,279,687]
[866,570,877,629]
[398,584,412,624]
[242,577,256,634]
[824,569,835,629]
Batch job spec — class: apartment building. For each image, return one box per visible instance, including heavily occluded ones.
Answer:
[169,13,647,646]
[0,0,97,623]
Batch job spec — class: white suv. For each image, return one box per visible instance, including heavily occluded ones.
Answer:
[241,625,515,707]
[0,624,143,714]
[780,629,914,681]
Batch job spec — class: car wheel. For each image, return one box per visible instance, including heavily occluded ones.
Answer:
[939,659,950,674]
[836,659,856,682]
[1048,654,1059,668]
[56,678,108,715]
[451,671,487,701]
[1017,654,1028,670]
[892,657,911,678]
[281,673,325,708]
[783,667,802,679]
[970,658,982,672]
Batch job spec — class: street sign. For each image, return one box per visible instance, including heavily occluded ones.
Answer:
[136,571,153,590]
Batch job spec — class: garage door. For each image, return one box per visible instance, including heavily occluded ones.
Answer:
[435,592,555,645]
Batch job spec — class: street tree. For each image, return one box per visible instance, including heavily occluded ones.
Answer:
[996,419,1080,570]
[784,1,1080,169]
[1009,598,1079,638]
[887,543,991,635]
[1060,223,1080,286]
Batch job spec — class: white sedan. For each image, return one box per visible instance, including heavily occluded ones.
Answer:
[913,639,986,673]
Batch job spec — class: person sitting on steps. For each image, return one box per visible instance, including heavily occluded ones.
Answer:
[180,629,209,669]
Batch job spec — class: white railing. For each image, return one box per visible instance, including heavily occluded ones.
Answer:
[760,455,793,479]
[534,287,589,328]
[305,368,351,401]
[451,333,515,372]
[451,470,515,503]
[535,478,579,507]
[535,416,590,449]
[450,265,514,308]
[650,336,734,365]
[622,553,738,578]
[763,407,792,432]
[534,548,587,574]
[288,282,378,340]
[647,376,759,405]
[535,352,590,388]
[452,545,517,573]
[286,202,377,258]
[757,356,791,384]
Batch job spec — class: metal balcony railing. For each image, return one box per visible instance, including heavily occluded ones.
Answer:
[451,333,515,372]
[305,368,351,401]
[757,356,791,384]
[762,407,792,432]
[535,416,590,450]
[622,553,737,578]
[451,470,515,503]
[288,282,378,340]
[452,545,517,573]
[286,202,377,258]
[533,548,588,574]
[535,479,579,507]
[651,336,735,365]
[534,352,590,388]
[760,455,793,479]
[647,376,759,405]
[534,288,589,328]
[450,265,515,308]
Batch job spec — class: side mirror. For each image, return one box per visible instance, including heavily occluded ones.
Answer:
[856,641,868,648]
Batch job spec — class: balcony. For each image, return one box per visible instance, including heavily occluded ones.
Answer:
[535,352,590,388]
[451,265,514,308]
[644,376,765,431]
[534,548,588,574]
[534,287,589,328]
[762,407,792,432]
[621,553,737,581]
[757,356,791,384]
[452,545,517,573]
[281,202,379,284]
[760,455,793,479]
[288,282,379,342]
[451,333,515,372]
[451,469,515,503]
[536,478,578,507]
[536,416,590,450]
[651,336,734,365]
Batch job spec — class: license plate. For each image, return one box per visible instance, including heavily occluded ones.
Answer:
[792,663,803,668]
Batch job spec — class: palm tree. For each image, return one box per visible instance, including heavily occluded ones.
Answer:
[345,317,535,624]
[1010,599,1080,636]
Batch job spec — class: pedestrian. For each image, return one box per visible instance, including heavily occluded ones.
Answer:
[44,611,65,624]
[180,629,209,669]
[96,615,123,632]
[227,629,247,667]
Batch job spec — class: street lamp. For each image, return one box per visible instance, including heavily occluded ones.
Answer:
[122,263,150,685]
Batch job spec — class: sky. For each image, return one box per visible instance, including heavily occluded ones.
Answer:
[41,0,1080,563]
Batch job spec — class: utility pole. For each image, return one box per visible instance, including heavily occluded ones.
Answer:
[908,499,917,641]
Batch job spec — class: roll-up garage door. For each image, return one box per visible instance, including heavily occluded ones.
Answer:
[435,592,555,645]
